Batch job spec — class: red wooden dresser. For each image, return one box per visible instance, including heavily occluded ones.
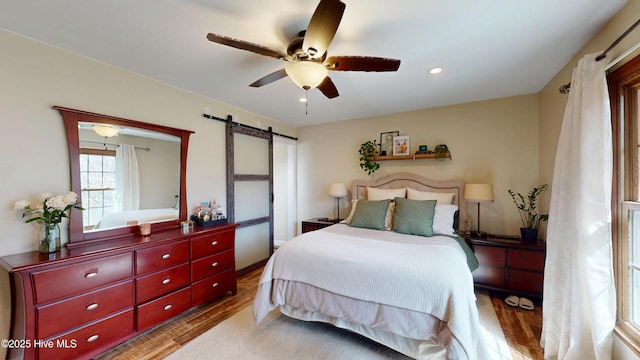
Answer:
[0,224,236,360]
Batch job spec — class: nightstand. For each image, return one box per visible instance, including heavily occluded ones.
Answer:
[468,237,546,298]
[302,218,337,233]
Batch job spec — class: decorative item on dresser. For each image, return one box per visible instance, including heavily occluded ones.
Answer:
[301,218,336,233]
[468,236,546,298]
[0,224,237,360]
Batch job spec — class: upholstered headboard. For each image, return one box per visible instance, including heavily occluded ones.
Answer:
[351,173,466,232]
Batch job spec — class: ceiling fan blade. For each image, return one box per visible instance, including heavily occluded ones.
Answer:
[317,77,339,98]
[207,33,291,61]
[249,68,288,87]
[302,0,345,59]
[325,56,401,72]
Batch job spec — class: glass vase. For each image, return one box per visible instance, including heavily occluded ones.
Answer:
[39,223,58,254]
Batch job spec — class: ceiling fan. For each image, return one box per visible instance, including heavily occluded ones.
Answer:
[206,0,401,99]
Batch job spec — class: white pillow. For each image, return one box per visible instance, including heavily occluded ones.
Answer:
[407,188,455,204]
[367,187,406,200]
[433,204,458,235]
[341,199,395,230]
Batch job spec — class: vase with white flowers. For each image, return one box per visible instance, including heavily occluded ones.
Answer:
[14,192,84,253]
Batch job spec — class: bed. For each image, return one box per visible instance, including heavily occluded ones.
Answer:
[252,173,490,359]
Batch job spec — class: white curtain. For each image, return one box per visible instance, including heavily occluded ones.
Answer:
[116,144,140,212]
[541,53,616,359]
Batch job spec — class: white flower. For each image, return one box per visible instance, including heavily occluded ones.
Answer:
[13,200,31,210]
[63,191,78,206]
[38,192,53,202]
[46,195,67,210]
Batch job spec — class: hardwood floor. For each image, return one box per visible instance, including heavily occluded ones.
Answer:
[97,267,544,359]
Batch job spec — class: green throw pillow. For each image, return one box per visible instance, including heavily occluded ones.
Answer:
[349,199,392,230]
[392,197,437,237]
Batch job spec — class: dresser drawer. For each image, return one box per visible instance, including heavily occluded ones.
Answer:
[472,245,506,267]
[36,280,134,339]
[191,249,234,282]
[38,309,134,360]
[508,269,544,294]
[507,249,545,271]
[191,229,234,259]
[136,263,190,304]
[137,287,191,331]
[135,240,190,275]
[191,269,236,306]
[32,253,133,304]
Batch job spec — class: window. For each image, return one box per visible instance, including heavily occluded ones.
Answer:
[610,53,640,352]
[79,149,116,229]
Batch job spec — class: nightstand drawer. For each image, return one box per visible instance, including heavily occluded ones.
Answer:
[508,269,544,294]
[473,245,506,267]
[302,218,335,233]
[507,249,545,271]
[473,265,506,288]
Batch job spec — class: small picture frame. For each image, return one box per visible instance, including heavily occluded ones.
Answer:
[379,131,399,156]
[393,135,410,156]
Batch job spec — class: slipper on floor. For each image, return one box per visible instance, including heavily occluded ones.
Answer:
[519,297,534,310]
[504,295,519,307]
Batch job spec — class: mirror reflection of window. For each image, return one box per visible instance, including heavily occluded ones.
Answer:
[79,149,116,230]
[78,122,181,232]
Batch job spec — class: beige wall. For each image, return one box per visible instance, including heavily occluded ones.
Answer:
[296,94,539,236]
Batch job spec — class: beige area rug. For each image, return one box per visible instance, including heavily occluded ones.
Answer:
[165,291,512,360]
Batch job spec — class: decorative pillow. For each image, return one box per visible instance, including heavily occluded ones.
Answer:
[340,199,359,224]
[406,188,455,204]
[392,197,437,237]
[433,204,459,235]
[367,187,406,200]
[349,199,392,230]
[342,199,395,230]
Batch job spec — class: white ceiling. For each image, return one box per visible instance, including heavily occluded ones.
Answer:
[0,0,627,127]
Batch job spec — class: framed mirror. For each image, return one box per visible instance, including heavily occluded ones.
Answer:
[56,106,193,245]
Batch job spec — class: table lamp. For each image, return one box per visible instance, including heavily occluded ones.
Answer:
[328,183,348,222]
[465,184,494,239]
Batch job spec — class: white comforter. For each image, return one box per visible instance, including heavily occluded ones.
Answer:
[253,224,490,359]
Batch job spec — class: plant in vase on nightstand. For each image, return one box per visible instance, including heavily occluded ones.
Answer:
[13,192,84,253]
[508,184,548,243]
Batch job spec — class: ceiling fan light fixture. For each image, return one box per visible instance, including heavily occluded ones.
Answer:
[93,124,119,138]
[285,61,328,89]
[429,67,443,74]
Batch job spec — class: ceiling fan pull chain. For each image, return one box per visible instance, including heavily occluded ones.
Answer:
[305,89,309,115]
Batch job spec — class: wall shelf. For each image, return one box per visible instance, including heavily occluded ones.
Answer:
[374,153,451,161]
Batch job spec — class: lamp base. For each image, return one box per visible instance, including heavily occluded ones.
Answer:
[470,231,488,240]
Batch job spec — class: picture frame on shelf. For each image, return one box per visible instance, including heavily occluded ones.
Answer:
[379,131,399,156]
[393,135,410,156]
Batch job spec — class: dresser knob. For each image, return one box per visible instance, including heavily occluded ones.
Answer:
[162,278,171,285]
[163,304,172,311]
[84,272,98,279]
[86,303,99,311]
[211,262,218,267]
[86,334,99,343]
[212,282,219,288]
[162,253,171,260]
[211,241,218,246]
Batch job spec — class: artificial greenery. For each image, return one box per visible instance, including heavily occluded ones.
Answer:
[358,140,380,175]
[508,184,549,229]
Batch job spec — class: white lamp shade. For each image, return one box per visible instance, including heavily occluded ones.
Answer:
[285,61,328,89]
[93,124,119,138]
[328,183,348,198]
[465,184,494,202]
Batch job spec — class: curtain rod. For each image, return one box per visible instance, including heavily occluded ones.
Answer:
[202,113,298,141]
[80,140,151,151]
[559,18,640,94]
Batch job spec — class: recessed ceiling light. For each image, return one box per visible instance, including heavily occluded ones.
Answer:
[429,67,442,74]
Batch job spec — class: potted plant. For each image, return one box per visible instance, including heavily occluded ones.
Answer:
[434,144,450,159]
[358,140,380,175]
[508,184,549,243]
